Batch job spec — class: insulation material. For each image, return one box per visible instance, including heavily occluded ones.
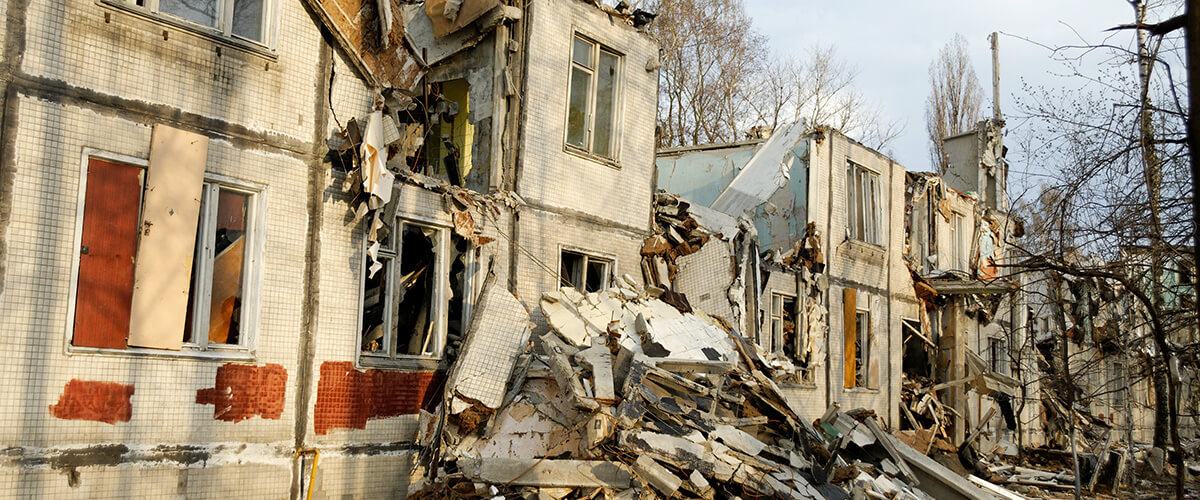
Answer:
[128,124,208,350]
[303,0,424,89]
[447,276,532,412]
[362,110,395,278]
[424,0,501,37]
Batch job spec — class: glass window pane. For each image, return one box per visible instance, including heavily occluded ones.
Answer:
[771,295,781,315]
[231,0,265,41]
[592,51,618,157]
[207,189,248,345]
[567,67,591,148]
[572,36,593,68]
[159,0,219,28]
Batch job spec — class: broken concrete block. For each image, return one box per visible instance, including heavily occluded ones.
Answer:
[711,424,767,456]
[458,458,631,488]
[633,455,682,496]
[539,333,598,412]
[575,344,616,402]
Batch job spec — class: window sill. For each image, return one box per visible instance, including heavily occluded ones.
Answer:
[358,355,445,371]
[844,239,887,264]
[780,383,818,390]
[98,1,277,60]
[563,145,621,170]
[66,344,255,362]
[842,387,880,394]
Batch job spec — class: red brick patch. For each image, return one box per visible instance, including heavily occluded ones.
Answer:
[49,380,134,424]
[196,363,287,422]
[313,361,443,435]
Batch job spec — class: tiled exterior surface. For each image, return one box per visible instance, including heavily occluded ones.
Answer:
[808,132,913,428]
[517,0,659,231]
[3,0,658,496]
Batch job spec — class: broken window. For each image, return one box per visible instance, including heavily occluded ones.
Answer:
[987,336,1008,375]
[560,250,612,293]
[71,154,261,354]
[1112,362,1127,408]
[845,161,881,245]
[770,293,797,355]
[566,34,622,160]
[360,220,474,363]
[128,0,270,44]
[950,213,967,271]
[842,288,873,389]
[854,310,871,388]
[182,183,260,350]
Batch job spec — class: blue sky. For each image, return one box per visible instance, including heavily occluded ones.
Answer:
[741,0,1139,178]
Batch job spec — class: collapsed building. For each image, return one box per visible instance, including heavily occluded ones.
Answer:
[656,122,917,430]
[901,118,1036,452]
[0,0,1190,497]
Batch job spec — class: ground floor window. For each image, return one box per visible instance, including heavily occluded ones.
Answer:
[560,249,612,293]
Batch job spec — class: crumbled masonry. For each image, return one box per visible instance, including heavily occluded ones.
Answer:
[407,279,994,500]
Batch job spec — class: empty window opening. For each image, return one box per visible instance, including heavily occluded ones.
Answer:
[425,79,473,187]
[987,336,1008,375]
[560,250,611,293]
[845,161,881,245]
[902,318,931,379]
[566,34,621,159]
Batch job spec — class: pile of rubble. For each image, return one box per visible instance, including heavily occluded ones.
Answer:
[408,275,993,499]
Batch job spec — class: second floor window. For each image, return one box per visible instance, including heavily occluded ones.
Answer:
[129,0,269,44]
[950,212,967,271]
[566,34,621,159]
[846,161,881,245]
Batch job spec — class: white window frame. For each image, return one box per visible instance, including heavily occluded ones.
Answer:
[769,292,797,356]
[64,148,266,360]
[845,161,881,245]
[558,247,615,293]
[105,0,279,50]
[564,32,624,162]
[356,216,477,369]
[182,174,267,353]
[950,212,967,271]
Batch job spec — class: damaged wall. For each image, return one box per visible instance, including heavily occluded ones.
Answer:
[655,140,762,207]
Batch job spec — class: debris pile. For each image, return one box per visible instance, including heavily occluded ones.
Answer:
[410,277,988,499]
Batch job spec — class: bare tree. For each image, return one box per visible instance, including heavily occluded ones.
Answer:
[648,3,902,150]
[1009,2,1195,495]
[792,44,904,150]
[646,0,766,147]
[926,34,984,173]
